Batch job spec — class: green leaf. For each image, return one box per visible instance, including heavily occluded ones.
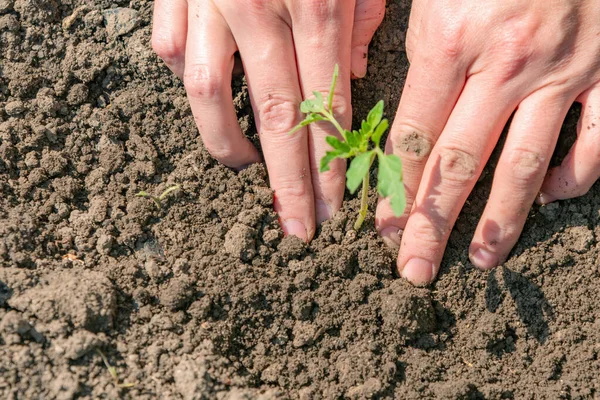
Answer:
[326,135,351,153]
[320,150,343,172]
[300,92,325,114]
[327,64,339,111]
[289,113,325,135]
[361,120,371,137]
[159,185,180,200]
[367,100,384,129]
[312,91,325,111]
[300,99,315,114]
[371,119,389,147]
[344,130,361,149]
[377,153,406,216]
[346,151,374,193]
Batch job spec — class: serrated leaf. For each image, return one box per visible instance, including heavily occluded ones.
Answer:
[361,120,371,137]
[377,153,406,216]
[289,113,325,135]
[326,135,351,153]
[300,99,315,114]
[371,119,389,147]
[346,151,374,193]
[327,64,339,111]
[367,100,384,129]
[344,130,361,149]
[312,91,324,111]
[320,150,343,172]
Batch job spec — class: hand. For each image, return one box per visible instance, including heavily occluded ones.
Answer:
[376,0,600,285]
[151,0,385,241]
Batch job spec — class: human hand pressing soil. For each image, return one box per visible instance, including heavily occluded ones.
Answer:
[151,0,385,242]
[376,0,600,285]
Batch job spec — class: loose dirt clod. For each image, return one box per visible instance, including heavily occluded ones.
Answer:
[1,2,599,398]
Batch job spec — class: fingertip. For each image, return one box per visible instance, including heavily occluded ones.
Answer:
[231,151,263,171]
[281,218,309,242]
[399,258,436,286]
[379,226,402,250]
[315,199,334,225]
[468,245,499,270]
[351,45,369,79]
[535,191,556,206]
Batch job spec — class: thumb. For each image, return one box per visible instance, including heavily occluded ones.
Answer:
[351,0,386,79]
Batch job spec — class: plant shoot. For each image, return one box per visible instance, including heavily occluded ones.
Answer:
[135,184,180,209]
[290,65,406,230]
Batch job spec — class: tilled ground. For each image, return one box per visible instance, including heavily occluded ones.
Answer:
[1,1,599,399]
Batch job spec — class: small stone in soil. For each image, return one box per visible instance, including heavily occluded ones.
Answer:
[4,100,25,116]
[224,223,257,262]
[102,8,138,37]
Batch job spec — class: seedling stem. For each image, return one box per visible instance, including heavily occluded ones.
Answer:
[135,184,180,209]
[290,65,406,230]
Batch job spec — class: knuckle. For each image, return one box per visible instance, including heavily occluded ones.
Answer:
[505,147,546,186]
[305,0,336,20]
[151,34,184,66]
[258,93,300,135]
[437,146,480,185]
[392,126,435,162]
[328,93,351,126]
[434,20,466,60]
[183,64,223,99]
[409,218,448,244]
[274,177,310,203]
[491,19,537,81]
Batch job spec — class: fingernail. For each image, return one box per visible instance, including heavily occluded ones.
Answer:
[379,226,402,249]
[469,247,499,270]
[315,199,333,225]
[351,45,369,79]
[400,258,436,286]
[535,192,555,205]
[281,219,308,242]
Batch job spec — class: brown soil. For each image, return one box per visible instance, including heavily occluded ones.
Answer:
[1,1,599,399]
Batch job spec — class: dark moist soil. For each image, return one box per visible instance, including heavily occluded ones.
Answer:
[1,1,599,399]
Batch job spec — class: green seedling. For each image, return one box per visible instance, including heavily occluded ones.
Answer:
[290,65,406,230]
[135,184,180,209]
[96,349,137,389]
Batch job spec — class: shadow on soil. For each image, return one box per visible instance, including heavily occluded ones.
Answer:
[485,268,553,343]
[0,279,11,307]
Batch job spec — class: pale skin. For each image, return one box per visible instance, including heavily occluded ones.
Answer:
[153,0,600,286]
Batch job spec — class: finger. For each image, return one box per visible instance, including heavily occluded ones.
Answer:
[397,78,518,286]
[152,0,188,79]
[538,85,600,203]
[470,90,573,270]
[291,1,354,224]
[375,28,468,248]
[406,0,427,63]
[224,6,315,241]
[350,0,385,78]
[184,1,261,169]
